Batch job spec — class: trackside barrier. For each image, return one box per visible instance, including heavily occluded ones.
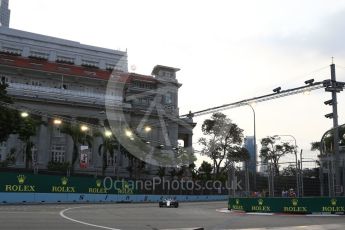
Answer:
[228,197,345,214]
[0,172,227,204]
[0,193,227,204]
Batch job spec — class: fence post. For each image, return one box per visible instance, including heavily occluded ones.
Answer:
[245,163,250,196]
[267,164,271,197]
[271,164,275,197]
[319,161,324,197]
[343,159,345,197]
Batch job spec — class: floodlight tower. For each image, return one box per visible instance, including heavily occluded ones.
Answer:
[323,62,345,196]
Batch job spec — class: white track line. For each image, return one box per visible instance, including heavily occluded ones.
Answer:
[59,206,121,230]
[246,212,273,216]
[227,224,345,230]
[161,228,203,230]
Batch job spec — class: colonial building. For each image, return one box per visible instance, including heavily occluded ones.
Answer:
[0,0,195,177]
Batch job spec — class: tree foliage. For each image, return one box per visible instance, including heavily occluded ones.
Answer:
[16,115,41,169]
[0,81,20,143]
[310,141,321,152]
[95,132,119,176]
[317,126,345,154]
[198,113,247,178]
[281,164,297,176]
[260,136,295,175]
[198,161,213,180]
[282,164,318,178]
[121,145,146,179]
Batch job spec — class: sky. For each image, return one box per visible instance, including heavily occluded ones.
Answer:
[8,0,345,168]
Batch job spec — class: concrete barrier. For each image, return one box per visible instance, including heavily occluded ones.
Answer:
[0,193,228,204]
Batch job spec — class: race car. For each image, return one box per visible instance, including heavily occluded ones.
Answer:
[159,198,179,208]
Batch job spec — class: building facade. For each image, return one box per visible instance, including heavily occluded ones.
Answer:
[244,136,256,175]
[0,1,195,178]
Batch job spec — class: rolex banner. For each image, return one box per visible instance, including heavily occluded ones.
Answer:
[0,172,136,195]
[228,197,345,214]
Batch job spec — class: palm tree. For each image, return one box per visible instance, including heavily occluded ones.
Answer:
[17,116,41,169]
[121,147,146,179]
[96,133,118,176]
[157,166,166,179]
[61,123,93,174]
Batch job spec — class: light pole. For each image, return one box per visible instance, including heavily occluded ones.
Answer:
[247,103,257,192]
[323,63,345,196]
[300,149,303,197]
[274,134,299,197]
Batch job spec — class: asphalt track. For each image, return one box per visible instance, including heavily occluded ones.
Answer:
[0,201,344,230]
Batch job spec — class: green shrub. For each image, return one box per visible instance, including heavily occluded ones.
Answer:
[47,161,70,172]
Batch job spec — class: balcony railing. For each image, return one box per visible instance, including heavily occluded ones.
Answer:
[7,83,123,106]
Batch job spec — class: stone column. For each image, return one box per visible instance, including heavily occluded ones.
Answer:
[186,133,193,148]
[66,118,75,171]
[93,135,103,169]
[37,116,50,168]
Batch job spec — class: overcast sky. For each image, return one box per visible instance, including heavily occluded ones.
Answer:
[9,0,345,167]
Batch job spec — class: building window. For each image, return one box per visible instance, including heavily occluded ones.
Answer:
[51,145,65,163]
[139,98,149,105]
[106,63,115,71]
[31,146,38,163]
[81,60,99,69]
[53,127,63,138]
[107,153,114,166]
[1,46,22,56]
[56,56,74,64]
[29,51,49,60]
[83,86,94,94]
[0,75,10,84]
[31,80,41,86]
[165,92,173,104]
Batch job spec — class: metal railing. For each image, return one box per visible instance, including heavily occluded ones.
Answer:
[7,83,122,105]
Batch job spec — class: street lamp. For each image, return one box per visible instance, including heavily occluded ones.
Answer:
[53,119,62,125]
[273,134,299,197]
[144,126,152,133]
[104,130,112,137]
[21,112,29,118]
[125,129,133,138]
[80,125,89,132]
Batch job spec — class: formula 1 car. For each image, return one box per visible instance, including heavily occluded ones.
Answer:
[159,198,179,208]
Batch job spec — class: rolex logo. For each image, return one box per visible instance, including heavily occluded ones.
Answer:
[236,199,240,205]
[331,199,337,206]
[96,179,102,188]
[17,175,26,184]
[61,177,68,186]
[292,199,298,207]
[258,199,264,206]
